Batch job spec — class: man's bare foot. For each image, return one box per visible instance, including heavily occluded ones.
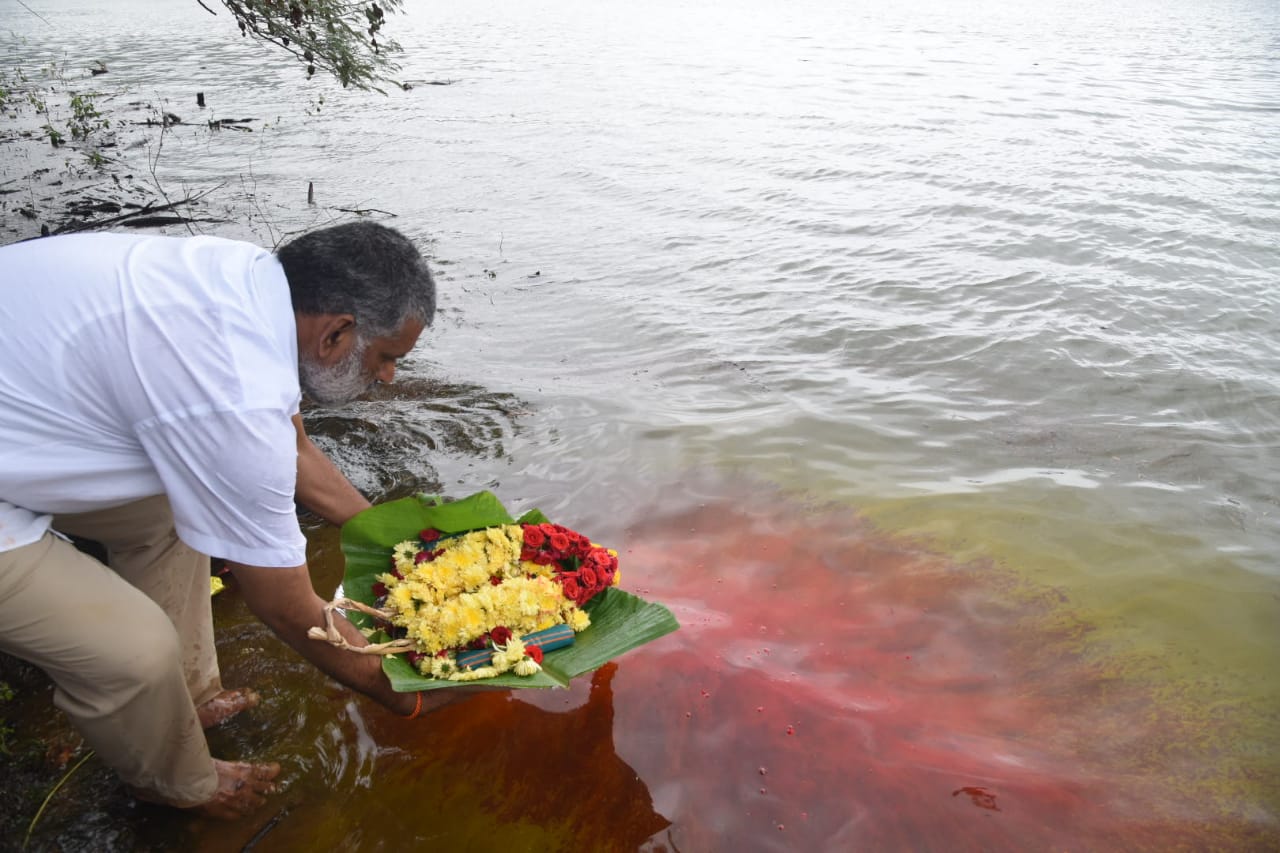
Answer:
[197,688,260,729]
[188,760,281,820]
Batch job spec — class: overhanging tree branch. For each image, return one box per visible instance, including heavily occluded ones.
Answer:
[213,0,404,92]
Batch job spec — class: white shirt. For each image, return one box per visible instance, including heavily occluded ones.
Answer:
[0,233,308,567]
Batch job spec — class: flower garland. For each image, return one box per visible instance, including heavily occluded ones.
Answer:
[371,522,621,681]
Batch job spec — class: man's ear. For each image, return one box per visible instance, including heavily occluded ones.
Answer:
[316,314,357,364]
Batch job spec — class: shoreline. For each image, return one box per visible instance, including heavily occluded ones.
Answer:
[1,65,185,243]
[0,68,310,246]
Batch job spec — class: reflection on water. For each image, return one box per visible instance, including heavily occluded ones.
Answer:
[14,476,1276,851]
[196,665,669,853]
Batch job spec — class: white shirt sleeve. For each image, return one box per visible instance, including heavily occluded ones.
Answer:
[0,502,53,552]
[135,406,307,568]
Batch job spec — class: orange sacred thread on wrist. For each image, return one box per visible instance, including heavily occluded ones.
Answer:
[404,692,423,720]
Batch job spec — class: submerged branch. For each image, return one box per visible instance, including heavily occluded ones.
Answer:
[52,183,226,235]
[334,206,397,217]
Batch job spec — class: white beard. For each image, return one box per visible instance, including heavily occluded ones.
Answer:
[299,342,373,406]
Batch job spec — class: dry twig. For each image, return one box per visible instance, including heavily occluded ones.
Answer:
[307,598,414,656]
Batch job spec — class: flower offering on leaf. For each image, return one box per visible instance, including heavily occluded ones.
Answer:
[370,519,618,681]
[310,491,679,693]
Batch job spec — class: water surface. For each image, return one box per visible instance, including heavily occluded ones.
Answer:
[2,0,1277,848]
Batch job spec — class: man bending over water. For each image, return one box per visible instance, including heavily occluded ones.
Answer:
[0,222,461,819]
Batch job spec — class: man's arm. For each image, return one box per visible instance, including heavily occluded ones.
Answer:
[229,562,475,717]
[229,562,414,714]
[292,413,370,526]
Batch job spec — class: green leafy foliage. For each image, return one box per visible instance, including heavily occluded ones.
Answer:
[67,93,108,140]
[217,0,405,91]
[340,492,680,692]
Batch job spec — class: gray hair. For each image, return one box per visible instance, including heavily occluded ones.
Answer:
[276,222,435,338]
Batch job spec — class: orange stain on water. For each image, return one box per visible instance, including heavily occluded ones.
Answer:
[186,490,1271,851]
[594,495,1265,851]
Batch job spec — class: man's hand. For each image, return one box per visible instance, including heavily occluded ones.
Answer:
[228,561,418,715]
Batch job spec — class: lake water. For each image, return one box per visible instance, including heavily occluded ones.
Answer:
[2,0,1278,849]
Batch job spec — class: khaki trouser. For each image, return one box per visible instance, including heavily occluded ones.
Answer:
[0,496,219,806]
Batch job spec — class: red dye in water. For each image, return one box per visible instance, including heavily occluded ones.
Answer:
[594,490,1269,850]
[215,484,1271,851]
[953,786,1001,811]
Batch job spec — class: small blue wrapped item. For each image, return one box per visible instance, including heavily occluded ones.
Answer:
[456,623,576,670]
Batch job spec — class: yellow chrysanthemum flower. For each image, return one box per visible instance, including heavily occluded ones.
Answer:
[497,637,527,665]
[391,584,415,614]
[377,523,606,680]
[514,658,541,677]
[521,560,555,579]
[450,666,499,682]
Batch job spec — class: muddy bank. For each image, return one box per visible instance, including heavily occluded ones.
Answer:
[1,63,206,243]
[0,64,351,246]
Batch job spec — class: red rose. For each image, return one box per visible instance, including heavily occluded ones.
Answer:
[419,528,442,542]
[371,581,388,598]
[490,626,513,645]
[579,565,599,591]
[522,525,546,549]
[391,569,403,580]
[414,550,432,564]
[489,574,503,586]
[559,574,582,602]
[589,549,617,579]
[549,532,571,552]
[526,645,544,664]
[532,552,555,566]
[406,651,424,666]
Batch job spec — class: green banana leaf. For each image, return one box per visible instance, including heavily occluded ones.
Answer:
[339,491,680,691]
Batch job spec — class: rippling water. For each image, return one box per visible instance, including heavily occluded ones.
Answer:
[3,0,1278,848]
